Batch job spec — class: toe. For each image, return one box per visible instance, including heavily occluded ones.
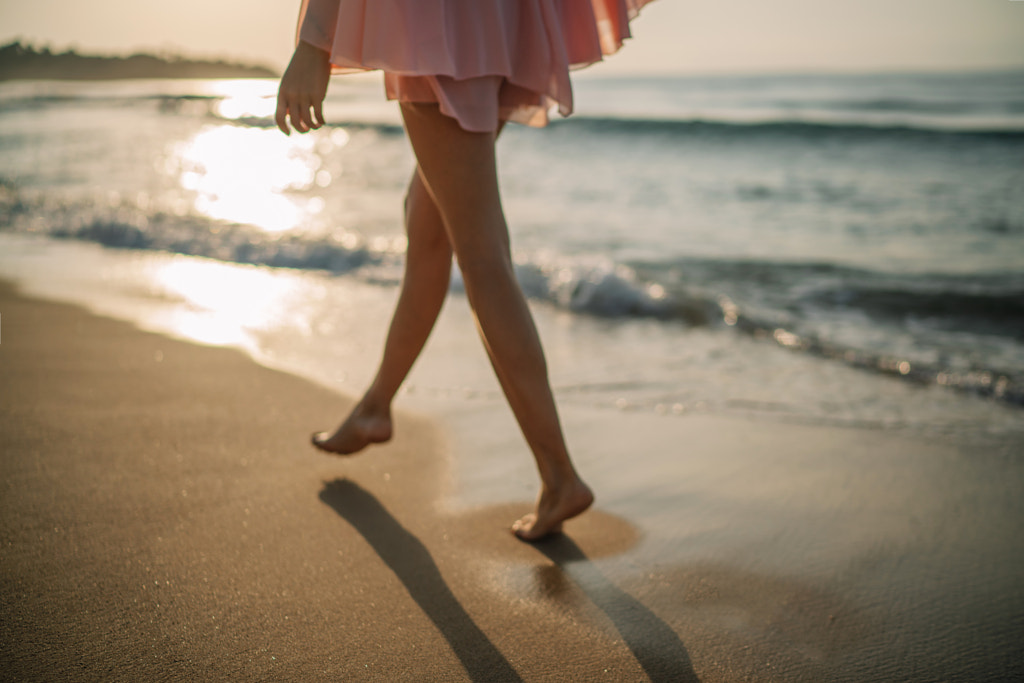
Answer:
[510,514,533,538]
[311,432,334,451]
[511,514,564,542]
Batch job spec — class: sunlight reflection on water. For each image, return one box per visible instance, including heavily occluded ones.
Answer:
[194,78,278,100]
[168,123,341,232]
[148,258,303,347]
[214,84,277,120]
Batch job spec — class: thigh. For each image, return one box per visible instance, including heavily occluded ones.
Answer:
[387,74,504,134]
[400,102,510,260]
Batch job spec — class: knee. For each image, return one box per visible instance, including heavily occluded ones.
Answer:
[451,229,511,273]
[404,171,436,219]
[402,183,416,216]
[402,184,417,223]
[456,249,514,286]
[405,190,450,253]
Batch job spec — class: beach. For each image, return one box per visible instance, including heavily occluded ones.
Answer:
[3,279,1022,681]
[2,69,1023,681]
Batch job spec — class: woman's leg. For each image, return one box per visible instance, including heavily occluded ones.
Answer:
[312,169,453,453]
[313,119,510,453]
[399,102,593,540]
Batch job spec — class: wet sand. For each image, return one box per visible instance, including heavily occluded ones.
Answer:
[2,279,1022,681]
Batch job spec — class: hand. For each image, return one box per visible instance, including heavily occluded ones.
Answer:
[275,41,332,135]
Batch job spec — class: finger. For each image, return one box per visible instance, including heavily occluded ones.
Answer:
[287,100,307,133]
[313,99,325,129]
[297,97,316,132]
[275,95,291,135]
[292,108,309,133]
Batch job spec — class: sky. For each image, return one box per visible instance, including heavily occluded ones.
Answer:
[2,0,1023,75]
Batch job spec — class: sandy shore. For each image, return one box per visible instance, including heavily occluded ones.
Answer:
[2,279,1022,681]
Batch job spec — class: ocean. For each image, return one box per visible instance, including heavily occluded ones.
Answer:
[2,70,1023,448]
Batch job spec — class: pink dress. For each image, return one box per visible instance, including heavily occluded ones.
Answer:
[296,0,654,132]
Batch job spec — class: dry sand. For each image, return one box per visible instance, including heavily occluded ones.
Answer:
[2,280,1022,681]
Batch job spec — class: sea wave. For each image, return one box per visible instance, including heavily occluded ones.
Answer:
[4,84,1024,140]
[553,116,1024,141]
[2,181,1021,407]
[217,112,1024,141]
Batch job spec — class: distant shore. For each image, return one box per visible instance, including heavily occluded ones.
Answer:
[0,41,277,80]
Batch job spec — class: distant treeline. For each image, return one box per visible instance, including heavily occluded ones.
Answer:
[0,41,278,80]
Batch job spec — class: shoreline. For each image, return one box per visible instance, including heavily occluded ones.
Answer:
[2,279,1022,680]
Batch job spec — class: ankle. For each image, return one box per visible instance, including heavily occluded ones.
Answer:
[540,467,584,495]
[358,389,392,419]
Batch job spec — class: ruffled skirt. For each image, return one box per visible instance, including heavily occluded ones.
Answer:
[296,0,653,132]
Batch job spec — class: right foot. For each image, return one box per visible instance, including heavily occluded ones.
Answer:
[311,403,392,455]
[511,478,594,542]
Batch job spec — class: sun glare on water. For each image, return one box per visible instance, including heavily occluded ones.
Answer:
[148,258,303,348]
[171,124,325,232]
[213,82,278,121]
[168,81,345,234]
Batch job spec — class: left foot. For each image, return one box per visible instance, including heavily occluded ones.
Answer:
[512,478,594,542]
[311,400,392,456]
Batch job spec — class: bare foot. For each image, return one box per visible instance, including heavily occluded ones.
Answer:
[511,478,594,542]
[311,402,392,455]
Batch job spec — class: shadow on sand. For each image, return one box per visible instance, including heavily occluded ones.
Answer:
[320,478,698,682]
[530,535,700,682]
[319,478,522,682]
